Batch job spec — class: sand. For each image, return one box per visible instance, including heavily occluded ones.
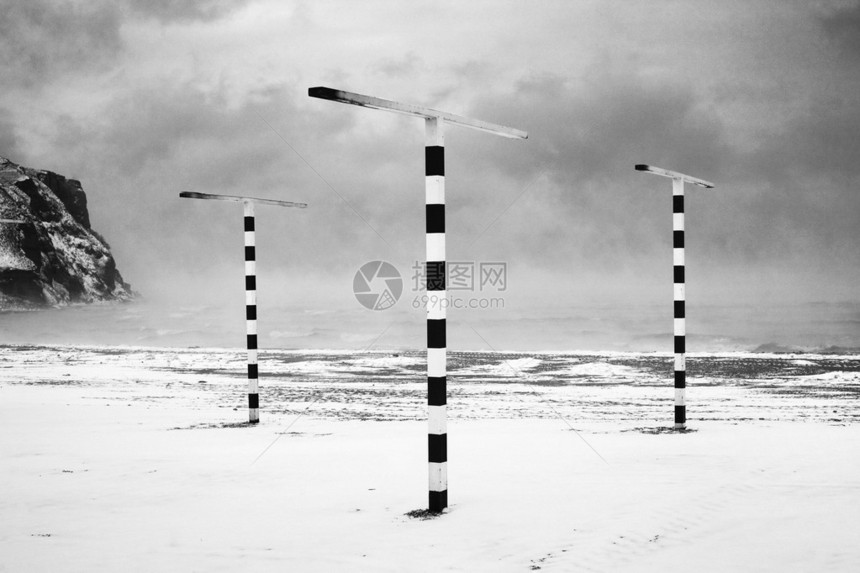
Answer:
[2,345,859,571]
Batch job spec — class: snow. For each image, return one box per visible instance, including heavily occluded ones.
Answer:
[795,370,860,383]
[2,345,860,571]
[543,361,643,381]
[458,356,543,377]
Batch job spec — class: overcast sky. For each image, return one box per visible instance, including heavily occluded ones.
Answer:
[1,0,858,321]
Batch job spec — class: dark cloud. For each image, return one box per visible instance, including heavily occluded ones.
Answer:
[0,0,124,88]
[469,71,728,188]
[436,61,860,298]
[124,0,251,23]
[748,96,860,183]
[67,82,354,183]
[737,98,860,262]
[819,2,860,60]
[46,79,417,296]
[729,30,860,266]
[445,70,730,270]
[0,0,254,89]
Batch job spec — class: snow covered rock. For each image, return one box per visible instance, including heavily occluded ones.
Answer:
[0,156,133,308]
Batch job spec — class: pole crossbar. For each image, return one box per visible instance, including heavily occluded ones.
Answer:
[635,164,715,189]
[0,219,26,223]
[309,86,528,140]
[179,191,307,208]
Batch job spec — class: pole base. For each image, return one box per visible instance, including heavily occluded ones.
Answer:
[429,490,448,513]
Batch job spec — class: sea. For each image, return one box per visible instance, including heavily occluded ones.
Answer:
[2,298,859,427]
[1,298,858,353]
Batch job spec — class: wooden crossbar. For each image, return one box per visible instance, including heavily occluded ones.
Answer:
[179,192,307,208]
[635,165,715,189]
[309,86,528,140]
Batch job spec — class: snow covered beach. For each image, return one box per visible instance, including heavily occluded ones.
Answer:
[2,346,859,571]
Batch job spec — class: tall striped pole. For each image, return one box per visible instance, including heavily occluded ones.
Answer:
[309,86,526,512]
[244,200,259,423]
[672,178,686,428]
[634,165,715,430]
[425,117,447,511]
[180,191,307,424]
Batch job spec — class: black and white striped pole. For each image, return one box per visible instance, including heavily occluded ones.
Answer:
[309,87,527,512]
[634,165,715,430]
[179,191,307,424]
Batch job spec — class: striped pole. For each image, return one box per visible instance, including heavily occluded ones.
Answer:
[309,87,526,512]
[634,165,715,431]
[244,200,260,423]
[425,117,447,511]
[179,191,307,424]
[672,178,686,429]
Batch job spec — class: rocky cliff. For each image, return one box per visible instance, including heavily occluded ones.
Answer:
[0,156,133,308]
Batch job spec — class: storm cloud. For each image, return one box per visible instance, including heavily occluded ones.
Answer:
[1,0,858,315]
[0,0,124,88]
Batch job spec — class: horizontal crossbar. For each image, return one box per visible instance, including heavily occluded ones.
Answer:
[179,192,307,208]
[635,164,715,189]
[0,219,26,223]
[309,86,528,140]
